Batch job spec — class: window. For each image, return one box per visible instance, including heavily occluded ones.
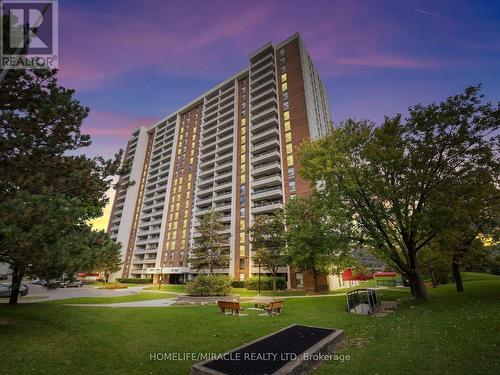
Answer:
[241,135,246,145]
[286,143,293,155]
[280,64,286,73]
[239,245,245,256]
[241,154,246,164]
[240,233,245,242]
[240,174,246,183]
[239,258,245,269]
[287,154,294,166]
[288,166,295,179]
[283,100,289,111]
[289,180,296,192]
[284,120,291,132]
[285,132,292,143]
[284,111,290,121]
[283,91,288,100]
[280,57,285,65]
[281,82,288,92]
[241,164,246,174]
[240,208,245,217]
[279,48,285,57]
[281,73,287,82]
[240,196,246,204]
[240,185,246,194]
[241,118,246,126]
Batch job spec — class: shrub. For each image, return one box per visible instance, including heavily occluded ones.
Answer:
[231,280,245,288]
[245,276,287,290]
[116,278,153,284]
[98,283,128,289]
[186,275,232,296]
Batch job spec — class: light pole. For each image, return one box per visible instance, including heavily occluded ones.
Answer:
[258,262,261,295]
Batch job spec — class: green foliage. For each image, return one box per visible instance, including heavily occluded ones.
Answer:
[245,276,287,290]
[186,274,232,296]
[298,86,500,301]
[0,67,126,304]
[116,278,153,284]
[249,212,287,290]
[230,280,245,288]
[190,210,230,273]
[285,194,348,291]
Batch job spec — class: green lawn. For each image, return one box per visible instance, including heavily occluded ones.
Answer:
[144,284,343,296]
[0,273,498,374]
[44,292,178,305]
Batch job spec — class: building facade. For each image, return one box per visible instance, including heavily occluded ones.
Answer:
[107,33,332,288]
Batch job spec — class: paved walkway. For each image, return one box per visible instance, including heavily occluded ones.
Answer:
[66,297,178,308]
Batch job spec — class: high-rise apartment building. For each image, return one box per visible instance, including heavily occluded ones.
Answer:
[107,33,332,289]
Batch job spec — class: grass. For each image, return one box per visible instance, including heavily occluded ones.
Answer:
[0,272,498,374]
[44,292,178,305]
[144,284,345,296]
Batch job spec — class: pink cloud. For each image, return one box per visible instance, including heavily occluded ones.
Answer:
[82,110,159,139]
[57,2,274,90]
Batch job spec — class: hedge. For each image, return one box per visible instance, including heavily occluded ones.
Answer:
[116,278,153,284]
[231,280,245,288]
[245,276,287,290]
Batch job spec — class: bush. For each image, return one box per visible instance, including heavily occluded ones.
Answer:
[186,275,232,296]
[245,276,287,290]
[116,278,153,284]
[231,280,245,288]
[98,283,128,289]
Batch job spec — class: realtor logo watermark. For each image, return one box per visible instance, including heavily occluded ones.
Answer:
[0,0,58,69]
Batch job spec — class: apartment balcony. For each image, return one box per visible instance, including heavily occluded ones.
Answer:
[251,85,277,106]
[213,201,232,212]
[195,207,212,217]
[252,173,282,189]
[196,196,214,207]
[213,190,232,202]
[251,114,278,133]
[251,70,276,92]
[218,100,234,115]
[199,159,216,171]
[250,58,275,80]
[252,137,280,154]
[251,96,278,116]
[252,200,284,214]
[252,186,283,200]
[213,181,233,193]
[251,106,278,124]
[215,151,233,165]
[251,149,281,164]
[252,126,279,144]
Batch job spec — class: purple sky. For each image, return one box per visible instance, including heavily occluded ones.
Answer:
[55,0,500,228]
[58,0,500,159]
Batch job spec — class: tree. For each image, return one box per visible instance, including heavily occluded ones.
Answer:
[285,195,347,292]
[190,210,229,274]
[0,66,124,304]
[88,231,122,283]
[299,86,499,302]
[248,212,287,291]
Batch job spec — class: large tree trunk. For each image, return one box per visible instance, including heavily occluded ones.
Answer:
[452,254,464,293]
[9,263,24,305]
[312,269,318,293]
[271,271,277,291]
[105,272,110,283]
[408,248,427,303]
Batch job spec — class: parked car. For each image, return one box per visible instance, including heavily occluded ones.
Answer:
[31,278,46,285]
[59,280,83,288]
[0,283,29,297]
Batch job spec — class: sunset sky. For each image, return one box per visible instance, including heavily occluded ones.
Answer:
[56,0,500,230]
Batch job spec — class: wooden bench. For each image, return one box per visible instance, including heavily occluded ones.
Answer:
[218,300,242,315]
[254,296,273,309]
[264,301,284,316]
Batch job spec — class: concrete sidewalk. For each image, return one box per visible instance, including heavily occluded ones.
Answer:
[65,297,178,308]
